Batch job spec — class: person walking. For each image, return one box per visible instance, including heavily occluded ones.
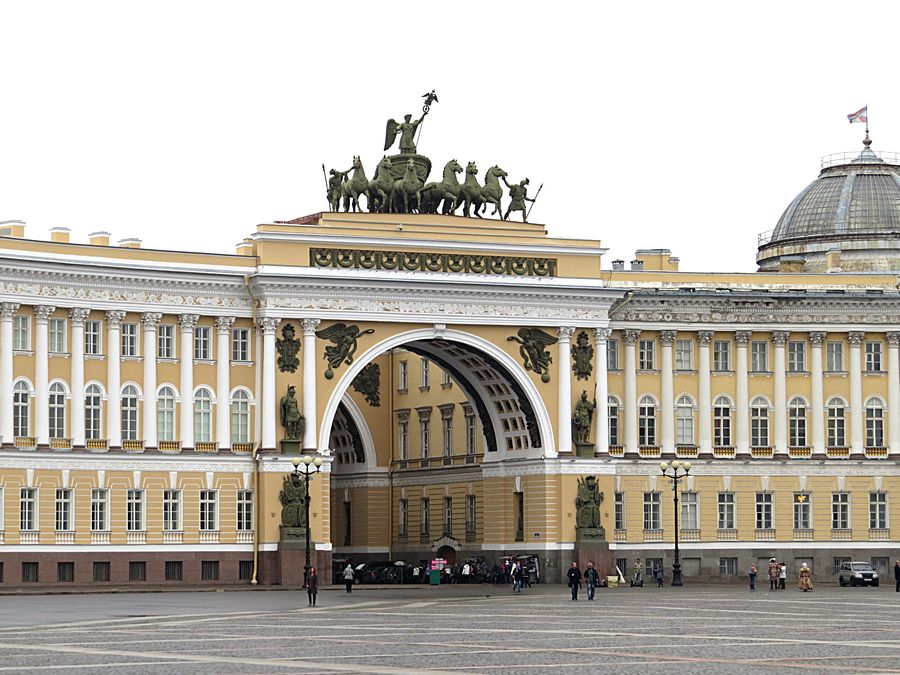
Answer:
[512,562,522,593]
[307,567,319,607]
[584,561,599,600]
[748,563,758,591]
[895,560,900,592]
[768,558,780,590]
[567,561,582,600]
[654,564,664,588]
[798,563,814,592]
[779,562,787,590]
[342,562,355,593]
[631,558,643,587]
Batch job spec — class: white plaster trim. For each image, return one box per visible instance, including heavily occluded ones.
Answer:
[0,451,254,473]
[0,249,255,276]
[5,544,253,553]
[481,542,575,551]
[335,394,378,472]
[610,540,900,550]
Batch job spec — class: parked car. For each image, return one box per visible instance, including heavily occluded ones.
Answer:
[837,561,880,587]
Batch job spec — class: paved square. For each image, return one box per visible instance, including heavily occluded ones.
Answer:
[0,584,898,673]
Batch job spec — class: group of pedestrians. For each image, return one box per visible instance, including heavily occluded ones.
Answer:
[566,561,602,600]
[747,558,812,592]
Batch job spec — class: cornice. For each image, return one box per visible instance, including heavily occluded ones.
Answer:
[0,451,254,473]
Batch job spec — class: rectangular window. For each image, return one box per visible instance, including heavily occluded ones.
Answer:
[91,488,109,531]
[872,556,890,577]
[22,562,39,583]
[833,556,851,575]
[719,557,737,575]
[55,488,73,532]
[398,361,408,390]
[201,560,220,581]
[398,419,409,460]
[466,495,476,536]
[85,320,102,355]
[750,341,768,372]
[157,324,175,359]
[675,339,693,370]
[127,489,144,531]
[58,561,75,582]
[13,315,30,351]
[515,492,524,541]
[826,341,844,371]
[442,370,452,387]
[443,496,452,536]
[870,491,888,529]
[638,340,655,370]
[713,340,730,371]
[239,560,253,581]
[200,490,218,531]
[787,341,806,372]
[420,419,430,457]
[93,561,111,582]
[793,493,811,530]
[832,492,850,529]
[231,328,250,362]
[421,498,430,536]
[20,487,37,532]
[643,492,660,530]
[865,342,882,372]
[755,492,773,529]
[129,561,146,582]
[465,415,476,455]
[399,498,408,537]
[237,490,253,531]
[344,502,352,546]
[49,318,66,354]
[121,323,139,357]
[607,339,619,370]
[420,358,430,388]
[681,492,698,530]
[614,492,625,530]
[163,489,181,531]
[751,403,769,447]
[165,561,183,581]
[194,326,211,360]
[717,492,735,529]
[442,416,452,457]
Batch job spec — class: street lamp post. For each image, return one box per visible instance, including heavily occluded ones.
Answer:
[291,455,323,588]
[659,460,691,587]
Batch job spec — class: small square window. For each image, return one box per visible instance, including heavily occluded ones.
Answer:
[201,560,220,581]
[129,561,147,582]
[93,561,111,583]
[57,562,75,583]
[165,561,183,581]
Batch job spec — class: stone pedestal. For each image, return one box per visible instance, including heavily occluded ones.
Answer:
[574,442,595,458]
[575,531,613,579]
[275,526,330,587]
[280,439,302,456]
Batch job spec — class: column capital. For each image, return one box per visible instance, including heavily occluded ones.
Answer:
[141,312,162,329]
[848,331,866,346]
[623,329,640,345]
[34,306,56,323]
[1,303,21,321]
[659,330,676,346]
[735,330,752,346]
[215,316,236,333]
[557,326,576,342]
[301,318,320,336]
[771,330,790,346]
[809,331,826,346]
[697,330,714,346]
[178,314,200,332]
[886,332,900,347]
[258,317,282,335]
[593,327,611,343]
[105,310,126,328]
[68,307,90,326]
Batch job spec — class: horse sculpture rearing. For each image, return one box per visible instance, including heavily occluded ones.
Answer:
[478,165,507,218]
[390,158,423,214]
[418,159,463,214]
[366,156,393,213]
[341,156,369,213]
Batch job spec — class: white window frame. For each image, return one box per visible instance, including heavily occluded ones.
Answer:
[865,341,882,372]
[608,396,620,446]
[13,381,31,438]
[675,339,693,370]
[91,488,109,532]
[870,491,888,530]
[398,498,409,537]
[398,360,408,391]
[607,339,619,370]
[231,328,250,362]
[231,390,250,443]
[127,489,145,532]
[681,492,698,530]
[420,358,430,388]
[788,341,806,372]
[163,489,182,531]
[614,492,625,530]
[827,397,846,447]
[121,385,139,441]
[750,397,769,447]
[237,490,254,531]
[20,487,38,532]
[832,492,850,530]
[718,492,735,530]
[194,326,211,360]
[465,413,476,455]
[157,386,176,442]
[826,341,844,371]
[713,340,730,371]
[84,320,102,356]
[13,315,31,351]
[193,388,213,443]
[121,322,139,357]
[788,397,807,447]
[713,396,732,447]
[675,395,694,445]
[199,489,219,532]
[750,341,768,372]
[643,491,660,530]
[55,488,74,532]
[84,384,103,440]
[157,324,175,359]
[638,396,656,446]
[49,317,67,354]
[755,492,773,530]
[793,493,811,530]
[465,494,476,535]
[638,340,655,370]
[398,418,409,460]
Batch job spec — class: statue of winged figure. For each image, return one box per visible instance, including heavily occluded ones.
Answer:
[315,323,376,378]
[507,328,558,381]
[384,112,428,154]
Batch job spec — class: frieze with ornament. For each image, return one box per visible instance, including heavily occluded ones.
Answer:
[310,248,557,277]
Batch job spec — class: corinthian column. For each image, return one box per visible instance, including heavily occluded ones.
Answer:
[660,330,676,454]
[735,331,751,457]
[887,333,900,457]
[809,332,826,455]
[141,313,161,448]
[623,329,640,455]
[34,306,56,447]
[105,310,126,448]
[594,328,610,454]
[178,314,199,448]
[69,308,89,448]
[697,331,714,455]
[301,318,320,451]
[557,326,576,454]
[772,331,789,455]
[0,303,19,444]
[259,317,281,451]
[215,317,236,449]
[849,331,865,455]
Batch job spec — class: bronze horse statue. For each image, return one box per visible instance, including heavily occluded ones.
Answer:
[367,156,393,213]
[390,158,423,214]
[456,162,482,217]
[478,165,508,218]
[418,159,463,214]
[341,156,369,213]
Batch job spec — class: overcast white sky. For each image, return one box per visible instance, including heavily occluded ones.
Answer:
[2,1,898,272]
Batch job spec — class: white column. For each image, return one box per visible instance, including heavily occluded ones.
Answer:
[735,331,751,456]
[809,332,826,455]
[849,331,865,455]
[697,331,713,454]
[34,306,55,447]
[660,330,675,454]
[178,314,199,448]
[623,329,639,454]
[887,333,900,457]
[557,326,575,454]
[105,310,125,448]
[594,328,610,454]
[215,317,235,449]
[0,303,18,444]
[259,317,281,451]
[302,318,320,451]
[772,331,789,455]
[69,308,89,448]
[141,313,161,448]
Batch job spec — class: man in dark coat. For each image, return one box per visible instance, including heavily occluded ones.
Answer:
[584,561,600,601]
[566,561,582,601]
[894,559,900,592]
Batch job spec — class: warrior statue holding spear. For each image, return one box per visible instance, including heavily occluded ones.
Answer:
[502,177,542,223]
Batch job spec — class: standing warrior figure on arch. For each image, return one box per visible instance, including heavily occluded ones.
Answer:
[503,177,537,222]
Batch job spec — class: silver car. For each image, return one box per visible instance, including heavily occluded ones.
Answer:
[837,561,880,587]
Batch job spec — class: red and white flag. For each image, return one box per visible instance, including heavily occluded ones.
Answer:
[847,106,868,124]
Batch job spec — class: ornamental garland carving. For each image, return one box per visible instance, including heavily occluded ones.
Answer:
[352,362,381,407]
[276,323,301,373]
[572,330,593,380]
[310,248,557,277]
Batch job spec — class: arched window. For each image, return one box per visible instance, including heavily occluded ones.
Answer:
[713,395,732,447]
[826,397,846,448]
[750,396,769,448]
[789,397,807,447]
[49,382,66,439]
[121,385,139,441]
[607,396,620,446]
[157,386,176,442]
[231,390,250,443]
[638,395,657,446]
[13,381,30,437]
[675,395,694,445]
[85,384,102,440]
[866,397,884,448]
[194,388,213,442]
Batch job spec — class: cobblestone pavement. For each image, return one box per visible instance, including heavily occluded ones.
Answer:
[0,584,898,673]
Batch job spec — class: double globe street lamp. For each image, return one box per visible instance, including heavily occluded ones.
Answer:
[291,455,323,587]
[659,460,692,587]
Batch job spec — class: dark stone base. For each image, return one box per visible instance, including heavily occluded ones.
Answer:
[279,439,303,456]
[279,526,310,545]
[574,442,596,458]
[575,540,613,579]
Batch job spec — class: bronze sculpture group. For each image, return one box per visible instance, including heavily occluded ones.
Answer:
[325,92,541,222]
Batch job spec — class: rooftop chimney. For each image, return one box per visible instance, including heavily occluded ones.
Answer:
[118,238,142,249]
[50,227,71,243]
[611,259,625,271]
[235,238,255,256]
[88,231,111,246]
[630,259,644,271]
[0,220,26,238]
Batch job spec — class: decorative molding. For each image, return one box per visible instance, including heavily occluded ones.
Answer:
[34,305,56,323]
[697,330,714,346]
[105,310,126,328]
[887,332,900,347]
[256,317,281,334]
[809,331,826,346]
[69,307,91,325]
[1,302,20,320]
[433,323,447,340]
[310,247,557,277]
[593,328,611,343]
[0,451,254,473]
[178,314,200,331]
[215,316,236,333]
[301,318,321,336]
[848,331,865,346]
[140,312,162,329]
[771,330,790,346]
[659,330,676,346]
[735,330,751,346]
[557,326,576,342]
[623,329,640,345]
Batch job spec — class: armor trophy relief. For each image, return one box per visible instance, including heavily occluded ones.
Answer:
[323,90,542,221]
